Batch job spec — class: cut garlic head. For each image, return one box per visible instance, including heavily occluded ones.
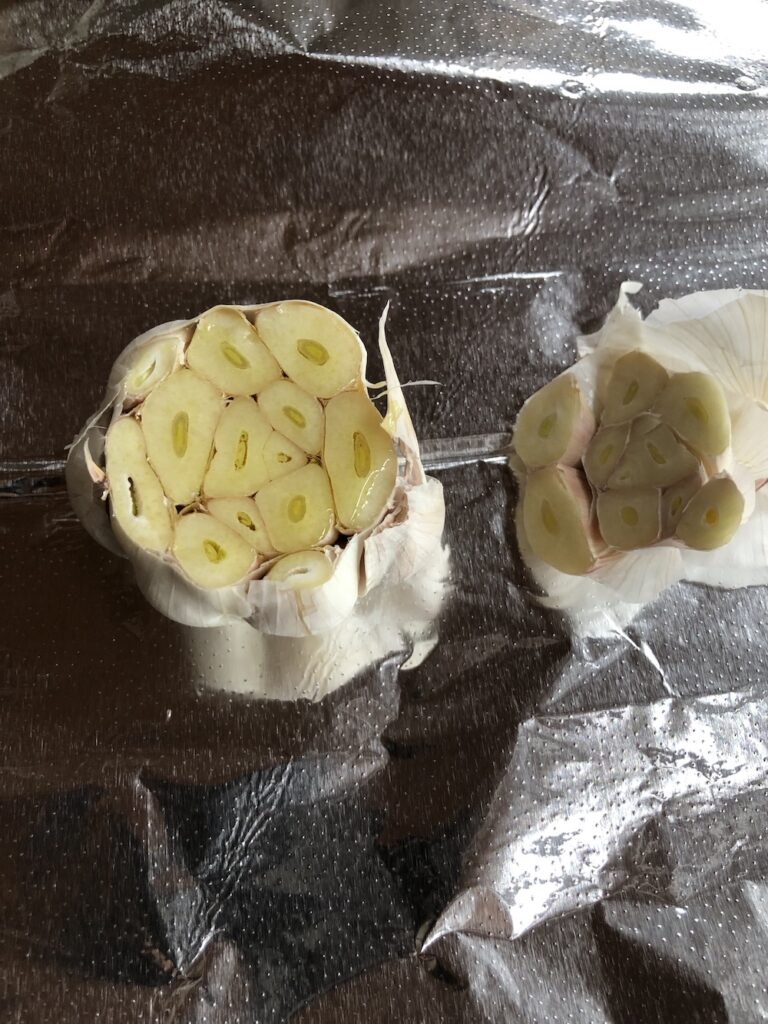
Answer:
[67,300,444,636]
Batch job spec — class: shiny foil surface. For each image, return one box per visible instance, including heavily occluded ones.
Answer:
[2,2,768,1021]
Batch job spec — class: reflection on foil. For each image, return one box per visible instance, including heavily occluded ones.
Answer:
[186,540,451,701]
[428,688,768,949]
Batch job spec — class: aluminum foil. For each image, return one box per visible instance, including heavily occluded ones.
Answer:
[2,2,768,1020]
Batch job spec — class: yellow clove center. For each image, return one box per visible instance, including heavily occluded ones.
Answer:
[685,397,709,424]
[221,342,250,369]
[297,338,329,365]
[541,499,560,535]
[621,506,639,526]
[171,412,189,458]
[623,380,639,405]
[288,495,306,523]
[234,431,249,470]
[237,511,256,530]
[203,539,226,563]
[283,405,306,429]
[538,413,556,439]
[353,431,371,478]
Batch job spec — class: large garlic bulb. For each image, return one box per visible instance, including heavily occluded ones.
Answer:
[512,283,768,632]
[66,302,445,637]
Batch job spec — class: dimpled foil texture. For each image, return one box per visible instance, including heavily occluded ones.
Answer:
[3,2,768,1022]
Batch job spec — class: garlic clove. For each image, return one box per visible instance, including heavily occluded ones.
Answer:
[596,487,661,550]
[186,306,282,396]
[266,549,334,590]
[600,351,669,424]
[606,422,701,489]
[661,472,705,536]
[123,332,185,401]
[583,423,631,488]
[653,371,731,457]
[676,475,745,550]
[139,369,225,506]
[206,496,277,556]
[258,379,325,456]
[262,430,309,481]
[521,464,602,575]
[203,397,272,498]
[513,373,596,470]
[255,462,338,553]
[255,301,363,398]
[105,416,173,553]
[324,390,398,532]
[173,511,258,588]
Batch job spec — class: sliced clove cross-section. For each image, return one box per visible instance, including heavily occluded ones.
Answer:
[675,476,745,550]
[654,371,731,456]
[606,422,700,489]
[601,351,669,425]
[255,301,363,398]
[206,497,276,555]
[187,306,283,396]
[661,473,704,536]
[513,373,596,470]
[324,390,397,532]
[140,369,224,505]
[583,423,630,488]
[105,416,172,553]
[204,398,272,498]
[521,465,602,575]
[258,379,325,456]
[596,487,661,551]
[266,549,334,590]
[123,334,183,401]
[173,512,257,588]
[255,463,337,553]
[263,430,309,482]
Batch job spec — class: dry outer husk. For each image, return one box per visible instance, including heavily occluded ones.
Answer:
[66,303,446,637]
[512,283,768,636]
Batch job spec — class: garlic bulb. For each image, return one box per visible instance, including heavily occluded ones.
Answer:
[66,301,445,637]
[512,283,768,633]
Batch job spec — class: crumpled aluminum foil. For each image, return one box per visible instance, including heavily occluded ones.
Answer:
[2,1,768,1021]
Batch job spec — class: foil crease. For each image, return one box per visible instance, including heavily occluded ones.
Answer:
[3,1,768,1021]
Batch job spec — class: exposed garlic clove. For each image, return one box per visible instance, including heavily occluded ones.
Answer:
[173,511,257,588]
[203,397,273,498]
[186,306,282,396]
[675,475,745,550]
[105,416,173,553]
[513,373,596,470]
[324,390,397,532]
[255,462,337,553]
[139,368,224,505]
[258,379,325,456]
[521,465,603,575]
[266,549,334,590]
[606,422,701,489]
[123,333,185,401]
[654,371,731,456]
[661,472,706,536]
[596,487,661,550]
[255,301,363,398]
[206,496,276,556]
[583,423,630,488]
[262,430,309,481]
[600,351,669,424]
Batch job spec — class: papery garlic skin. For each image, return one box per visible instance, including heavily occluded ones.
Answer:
[511,283,768,628]
[66,302,445,637]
